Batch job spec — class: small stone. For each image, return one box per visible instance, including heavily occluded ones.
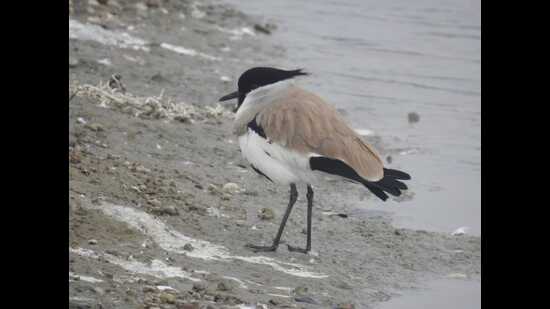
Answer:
[295,296,319,304]
[192,282,206,292]
[85,123,104,132]
[151,205,179,216]
[335,304,355,309]
[254,23,276,34]
[88,239,98,245]
[162,205,179,216]
[335,281,353,290]
[132,165,151,173]
[258,208,274,220]
[254,24,271,34]
[148,198,162,207]
[408,112,420,124]
[394,229,402,235]
[217,281,232,291]
[386,155,393,164]
[159,292,176,304]
[293,286,308,297]
[97,0,109,4]
[151,73,170,83]
[177,304,199,309]
[145,0,161,8]
[183,243,194,251]
[222,182,240,194]
[93,287,105,295]
[221,193,232,201]
[208,184,222,195]
[174,115,191,123]
[69,57,80,68]
[143,286,157,293]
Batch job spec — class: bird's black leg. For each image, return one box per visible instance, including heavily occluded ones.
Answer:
[246,183,298,252]
[288,185,314,254]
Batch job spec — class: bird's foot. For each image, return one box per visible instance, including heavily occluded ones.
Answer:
[245,243,278,252]
[287,244,310,254]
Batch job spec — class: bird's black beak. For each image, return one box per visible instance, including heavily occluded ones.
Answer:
[219,91,239,102]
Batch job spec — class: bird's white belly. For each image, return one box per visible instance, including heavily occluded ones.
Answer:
[238,130,314,185]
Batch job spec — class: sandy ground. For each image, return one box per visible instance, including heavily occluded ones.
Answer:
[69,1,481,308]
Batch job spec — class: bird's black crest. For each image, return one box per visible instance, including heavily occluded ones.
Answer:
[309,157,411,201]
[237,67,308,103]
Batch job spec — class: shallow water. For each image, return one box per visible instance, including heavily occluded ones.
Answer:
[378,278,481,309]
[221,0,481,236]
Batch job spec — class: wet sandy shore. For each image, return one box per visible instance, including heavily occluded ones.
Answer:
[69,1,480,308]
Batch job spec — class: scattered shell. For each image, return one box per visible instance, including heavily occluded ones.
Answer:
[451,226,469,236]
[159,292,176,304]
[222,182,240,194]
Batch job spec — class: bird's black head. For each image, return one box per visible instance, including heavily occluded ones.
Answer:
[219,67,309,112]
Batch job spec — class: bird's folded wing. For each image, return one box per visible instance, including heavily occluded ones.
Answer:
[257,86,384,181]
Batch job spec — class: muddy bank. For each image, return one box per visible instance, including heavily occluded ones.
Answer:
[69,1,480,308]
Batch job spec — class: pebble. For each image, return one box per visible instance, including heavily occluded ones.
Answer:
[148,198,162,207]
[192,282,206,292]
[258,208,274,220]
[69,57,80,68]
[88,239,98,245]
[295,296,318,304]
[146,0,161,8]
[293,286,308,297]
[408,112,420,124]
[177,304,199,309]
[183,243,194,251]
[152,205,179,216]
[133,165,151,173]
[335,304,355,309]
[85,123,104,132]
[143,286,157,293]
[335,281,353,290]
[217,281,232,292]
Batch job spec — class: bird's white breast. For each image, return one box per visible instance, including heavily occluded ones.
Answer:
[238,129,314,185]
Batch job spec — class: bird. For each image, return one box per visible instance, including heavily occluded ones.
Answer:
[219,67,411,254]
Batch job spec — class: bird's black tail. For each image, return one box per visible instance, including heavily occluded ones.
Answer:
[310,157,411,202]
[362,168,411,201]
